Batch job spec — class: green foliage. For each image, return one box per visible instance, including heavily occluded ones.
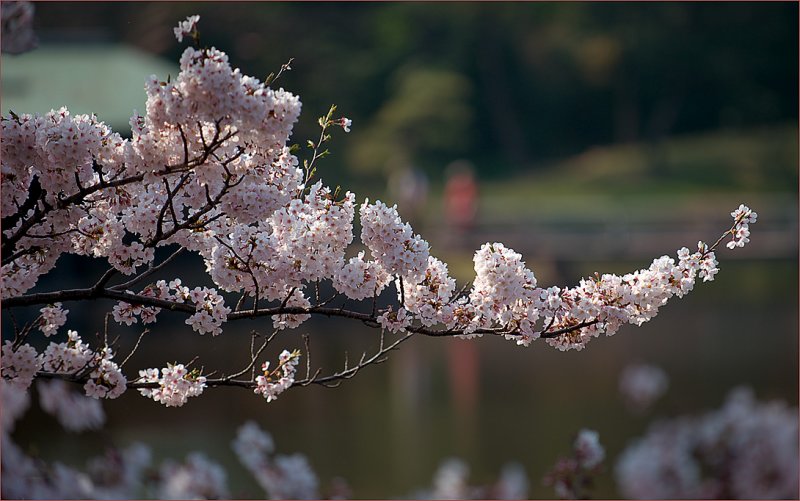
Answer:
[347,67,474,173]
[22,2,799,185]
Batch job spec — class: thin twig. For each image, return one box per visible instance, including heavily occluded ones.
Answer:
[120,329,149,368]
[110,247,186,291]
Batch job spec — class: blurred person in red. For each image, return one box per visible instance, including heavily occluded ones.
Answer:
[443,160,478,234]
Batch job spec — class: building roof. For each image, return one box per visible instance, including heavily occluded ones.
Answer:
[1,44,178,132]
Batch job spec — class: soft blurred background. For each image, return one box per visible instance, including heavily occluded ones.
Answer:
[2,2,797,498]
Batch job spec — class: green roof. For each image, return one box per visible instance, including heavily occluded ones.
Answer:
[1,44,178,132]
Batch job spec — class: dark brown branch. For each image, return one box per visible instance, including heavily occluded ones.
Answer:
[92,268,118,293]
[3,287,196,314]
[2,284,598,340]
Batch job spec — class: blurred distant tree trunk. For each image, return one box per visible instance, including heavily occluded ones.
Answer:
[614,71,640,144]
[476,12,531,168]
[646,94,683,141]
[644,92,684,178]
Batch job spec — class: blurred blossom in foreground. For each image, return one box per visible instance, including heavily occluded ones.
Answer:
[232,421,320,499]
[615,387,799,499]
[619,363,669,414]
[544,429,605,499]
[158,452,229,500]
[2,396,531,499]
[0,1,37,54]
[413,458,529,500]
[431,458,470,500]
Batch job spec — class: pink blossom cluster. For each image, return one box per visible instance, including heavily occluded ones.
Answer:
[469,243,539,343]
[184,286,230,336]
[1,341,40,388]
[264,182,356,287]
[618,363,669,413]
[332,250,391,300]
[84,348,127,399]
[615,387,798,499]
[112,280,230,335]
[359,200,430,281]
[377,305,412,333]
[539,242,717,351]
[254,349,300,402]
[3,13,305,303]
[409,233,724,351]
[39,302,68,336]
[727,203,758,249]
[173,14,199,43]
[39,329,92,373]
[137,363,207,407]
[678,240,719,283]
[232,421,320,499]
[112,280,177,325]
[1,105,142,297]
[271,290,312,330]
[1,329,127,408]
[352,201,740,349]
[37,329,125,399]
[402,257,457,327]
[206,182,356,323]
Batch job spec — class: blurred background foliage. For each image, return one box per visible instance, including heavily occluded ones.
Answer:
[6,2,797,188]
[2,2,797,498]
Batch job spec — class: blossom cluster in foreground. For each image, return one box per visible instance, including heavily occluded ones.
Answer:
[543,429,606,499]
[616,387,798,499]
[618,363,669,413]
[2,376,795,499]
[232,421,320,499]
[1,393,529,501]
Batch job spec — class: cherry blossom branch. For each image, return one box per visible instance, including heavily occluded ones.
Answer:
[1,285,594,340]
[263,57,294,87]
[0,15,758,412]
[294,329,415,388]
[33,328,416,392]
